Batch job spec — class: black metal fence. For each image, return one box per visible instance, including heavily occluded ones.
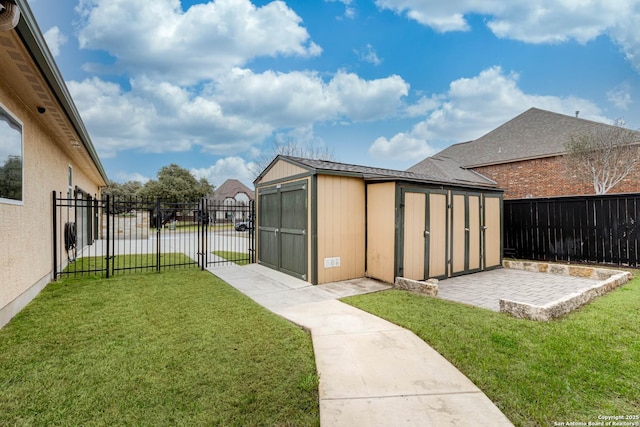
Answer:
[504,193,640,266]
[53,192,255,279]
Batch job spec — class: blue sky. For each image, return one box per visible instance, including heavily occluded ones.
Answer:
[27,0,640,188]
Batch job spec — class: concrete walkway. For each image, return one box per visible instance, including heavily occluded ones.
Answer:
[209,264,513,426]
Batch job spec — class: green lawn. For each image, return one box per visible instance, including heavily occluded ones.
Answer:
[64,253,196,276]
[0,270,319,426]
[343,276,640,427]
[212,251,251,266]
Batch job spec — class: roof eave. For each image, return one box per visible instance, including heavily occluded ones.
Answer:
[14,0,109,186]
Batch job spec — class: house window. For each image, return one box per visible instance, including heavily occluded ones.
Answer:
[0,103,23,204]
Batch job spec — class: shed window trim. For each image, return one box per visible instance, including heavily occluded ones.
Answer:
[0,102,24,205]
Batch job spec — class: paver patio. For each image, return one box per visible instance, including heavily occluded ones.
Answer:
[436,268,603,311]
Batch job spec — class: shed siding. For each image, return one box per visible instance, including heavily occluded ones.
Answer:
[366,182,396,283]
[402,192,426,280]
[259,161,307,184]
[484,195,502,269]
[316,175,365,284]
[428,192,448,278]
[450,193,466,275]
[468,195,481,271]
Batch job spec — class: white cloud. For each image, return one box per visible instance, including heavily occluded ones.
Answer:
[375,0,640,72]
[607,82,633,110]
[115,171,151,184]
[325,0,356,19]
[214,68,409,126]
[370,66,607,161]
[68,77,271,158]
[191,156,255,188]
[355,44,382,66]
[43,26,67,57]
[68,69,408,158]
[76,0,321,84]
[404,95,441,118]
[369,131,437,161]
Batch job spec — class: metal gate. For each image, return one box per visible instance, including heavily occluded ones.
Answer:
[53,192,255,279]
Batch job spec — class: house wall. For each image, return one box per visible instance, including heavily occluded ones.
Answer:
[316,175,365,284]
[366,182,396,283]
[0,82,101,327]
[473,156,640,199]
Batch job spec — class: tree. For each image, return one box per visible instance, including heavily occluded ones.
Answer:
[0,155,22,200]
[103,180,143,199]
[564,120,640,195]
[250,140,335,180]
[138,164,213,203]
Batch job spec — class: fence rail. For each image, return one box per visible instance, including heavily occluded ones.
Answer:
[53,192,255,279]
[504,193,640,266]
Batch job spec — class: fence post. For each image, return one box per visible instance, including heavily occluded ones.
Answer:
[52,191,58,280]
[156,196,161,272]
[250,199,255,264]
[201,198,207,270]
[106,194,110,279]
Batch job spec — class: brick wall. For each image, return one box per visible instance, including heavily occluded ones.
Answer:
[473,156,640,199]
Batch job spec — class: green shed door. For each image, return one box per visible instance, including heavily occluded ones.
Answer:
[258,181,308,280]
[258,187,280,270]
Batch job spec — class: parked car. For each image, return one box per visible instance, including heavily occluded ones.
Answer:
[234,216,254,231]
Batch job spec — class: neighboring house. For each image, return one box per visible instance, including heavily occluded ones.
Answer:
[0,0,108,328]
[409,108,640,199]
[208,178,254,222]
[254,155,503,285]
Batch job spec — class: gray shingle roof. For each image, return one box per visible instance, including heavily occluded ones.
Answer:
[278,155,497,188]
[415,107,640,169]
[211,179,254,202]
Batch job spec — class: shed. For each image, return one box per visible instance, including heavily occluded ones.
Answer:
[254,155,503,285]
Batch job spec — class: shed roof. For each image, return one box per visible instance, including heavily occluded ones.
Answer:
[413,107,640,169]
[259,155,498,189]
[211,179,254,201]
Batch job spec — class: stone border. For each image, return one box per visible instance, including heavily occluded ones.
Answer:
[394,277,438,297]
[500,260,632,321]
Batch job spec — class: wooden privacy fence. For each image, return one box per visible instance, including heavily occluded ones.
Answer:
[504,193,640,266]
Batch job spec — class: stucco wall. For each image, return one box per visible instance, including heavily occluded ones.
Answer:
[0,81,101,317]
[473,156,640,199]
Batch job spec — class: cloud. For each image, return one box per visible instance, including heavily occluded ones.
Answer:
[355,44,382,66]
[325,0,356,19]
[607,82,633,110]
[43,26,67,57]
[214,68,409,126]
[115,171,151,184]
[76,0,321,84]
[68,69,409,158]
[68,76,271,158]
[370,66,606,161]
[190,156,256,188]
[374,0,640,72]
[369,130,437,161]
